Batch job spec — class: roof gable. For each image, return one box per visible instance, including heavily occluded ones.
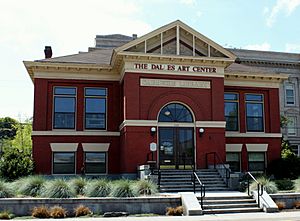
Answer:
[115,20,236,60]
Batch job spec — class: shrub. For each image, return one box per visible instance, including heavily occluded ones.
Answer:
[110,180,136,198]
[132,180,158,196]
[0,181,14,198]
[267,157,300,179]
[18,176,45,197]
[0,211,14,219]
[50,206,67,218]
[293,201,300,209]
[31,206,50,218]
[69,177,87,196]
[0,147,34,181]
[275,179,295,191]
[42,179,75,198]
[74,205,92,217]
[276,201,286,210]
[250,177,278,194]
[166,206,183,216]
[295,178,300,192]
[84,179,110,197]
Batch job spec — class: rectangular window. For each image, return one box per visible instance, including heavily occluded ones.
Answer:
[285,84,295,105]
[53,152,75,174]
[85,88,107,129]
[248,152,265,172]
[84,152,107,174]
[226,152,240,172]
[224,93,239,131]
[53,87,76,129]
[287,116,297,136]
[246,94,264,132]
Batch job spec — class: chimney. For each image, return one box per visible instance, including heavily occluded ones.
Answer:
[132,34,137,40]
[44,46,52,59]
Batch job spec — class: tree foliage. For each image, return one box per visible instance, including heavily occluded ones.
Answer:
[0,147,34,180]
[0,117,18,141]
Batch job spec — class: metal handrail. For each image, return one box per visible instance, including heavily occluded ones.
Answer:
[246,172,264,207]
[192,171,205,208]
[205,152,230,186]
[157,169,161,190]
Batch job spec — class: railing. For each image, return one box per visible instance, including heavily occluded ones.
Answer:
[205,152,230,186]
[157,169,161,191]
[246,172,264,207]
[192,171,205,208]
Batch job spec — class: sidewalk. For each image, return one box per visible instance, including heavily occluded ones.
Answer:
[19,211,300,221]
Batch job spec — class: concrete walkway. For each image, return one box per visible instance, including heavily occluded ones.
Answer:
[19,211,300,221]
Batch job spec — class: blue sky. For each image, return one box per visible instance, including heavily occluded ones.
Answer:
[0,0,300,121]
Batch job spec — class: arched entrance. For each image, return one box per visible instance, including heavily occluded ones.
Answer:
[158,103,195,169]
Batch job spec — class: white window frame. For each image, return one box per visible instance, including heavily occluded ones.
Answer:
[287,116,297,136]
[285,84,295,106]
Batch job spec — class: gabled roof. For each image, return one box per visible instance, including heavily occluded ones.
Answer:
[114,20,236,60]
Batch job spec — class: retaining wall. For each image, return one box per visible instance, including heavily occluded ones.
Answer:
[270,193,300,208]
[0,196,181,216]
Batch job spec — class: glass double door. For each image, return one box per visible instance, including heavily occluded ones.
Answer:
[159,127,194,169]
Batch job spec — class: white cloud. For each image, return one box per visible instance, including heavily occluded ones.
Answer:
[285,43,300,52]
[179,0,196,6]
[243,42,271,51]
[266,0,300,27]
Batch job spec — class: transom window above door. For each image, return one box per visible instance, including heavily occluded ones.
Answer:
[158,103,193,122]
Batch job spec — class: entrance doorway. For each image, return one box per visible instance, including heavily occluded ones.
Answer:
[158,103,195,169]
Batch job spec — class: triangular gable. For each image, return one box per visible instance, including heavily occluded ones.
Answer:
[115,20,236,59]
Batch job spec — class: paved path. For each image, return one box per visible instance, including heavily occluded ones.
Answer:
[20,211,300,221]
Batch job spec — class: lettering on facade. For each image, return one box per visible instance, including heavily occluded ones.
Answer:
[140,78,211,89]
[134,63,217,73]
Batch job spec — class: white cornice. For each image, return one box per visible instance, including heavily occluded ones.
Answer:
[226,132,282,138]
[32,131,120,136]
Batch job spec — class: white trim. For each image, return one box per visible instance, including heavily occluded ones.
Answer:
[34,71,120,81]
[32,131,120,136]
[119,120,226,130]
[246,144,268,152]
[226,144,243,152]
[82,143,110,152]
[224,79,281,88]
[196,121,226,128]
[50,143,79,152]
[226,132,282,138]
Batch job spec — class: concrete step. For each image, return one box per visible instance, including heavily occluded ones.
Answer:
[203,199,256,205]
[203,207,262,214]
[203,203,258,209]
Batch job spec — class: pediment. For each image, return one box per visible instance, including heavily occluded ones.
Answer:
[115,20,236,60]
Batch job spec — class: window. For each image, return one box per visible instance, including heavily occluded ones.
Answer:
[246,94,264,132]
[287,116,297,136]
[248,152,265,172]
[224,93,239,131]
[53,152,75,174]
[226,152,240,172]
[84,152,107,174]
[53,87,76,129]
[158,103,193,122]
[285,84,295,105]
[85,88,107,129]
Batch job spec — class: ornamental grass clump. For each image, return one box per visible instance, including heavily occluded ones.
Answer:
[50,205,67,218]
[84,179,110,197]
[110,180,136,198]
[31,206,50,218]
[132,180,158,196]
[295,178,300,192]
[74,205,92,217]
[42,179,75,198]
[18,176,45,197]
[0,180,14,198]
[0,211,14,219]
[250,177,278,194]
[69,177,87,196]
[275,179,295,191]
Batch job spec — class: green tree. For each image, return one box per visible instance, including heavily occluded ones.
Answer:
[11,119,32,151]
[0,147,34,180]
[0,117,18,153]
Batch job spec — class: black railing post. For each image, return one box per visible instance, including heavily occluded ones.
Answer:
[247,175,250,196]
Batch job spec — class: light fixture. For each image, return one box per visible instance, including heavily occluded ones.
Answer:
[150,127,157,136]
[199,128,205,137]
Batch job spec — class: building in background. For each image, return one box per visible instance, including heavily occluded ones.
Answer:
[24,20,287,176]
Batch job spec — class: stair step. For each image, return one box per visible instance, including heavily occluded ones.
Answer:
[203,199,256,204]
[203,203,258,209]
[203,207,262,214]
